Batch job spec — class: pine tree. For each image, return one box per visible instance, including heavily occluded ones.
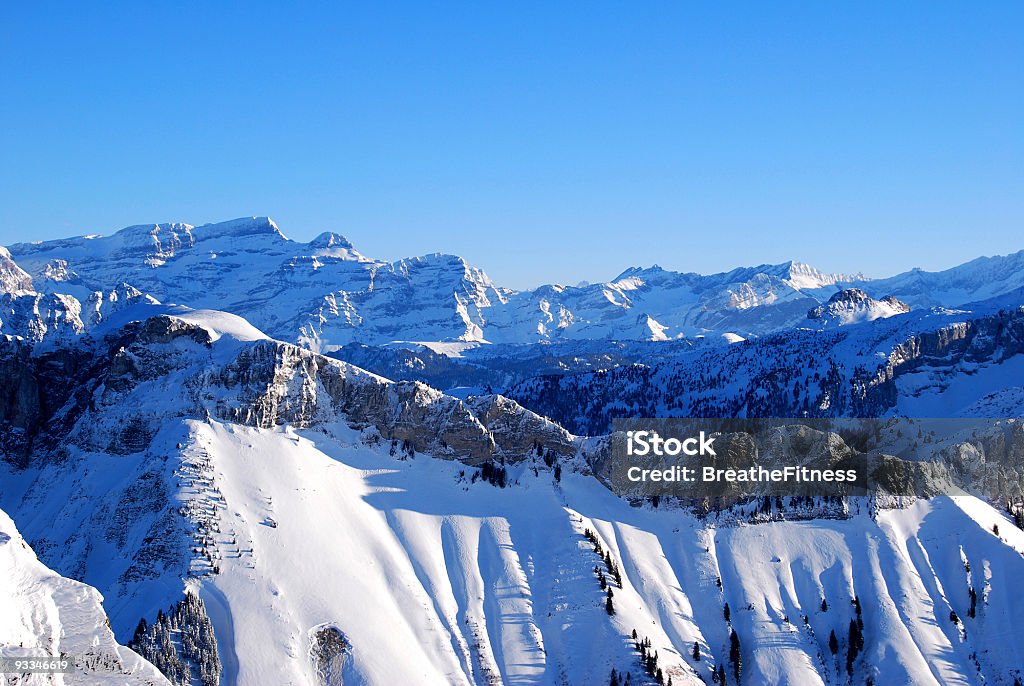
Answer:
[133,618,148,643]
[729,629,742,683]
[610,667,619,686]
[846,619,863,674]
[723,602,731,623]
[829,629,838,655]
[693,641,701,660]
[821,598,828,612]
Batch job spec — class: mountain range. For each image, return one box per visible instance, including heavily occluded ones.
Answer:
[9,216,1024,349]
[3,217,1024,685]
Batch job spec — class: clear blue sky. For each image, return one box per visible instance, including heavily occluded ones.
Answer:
[1,3,1021,289]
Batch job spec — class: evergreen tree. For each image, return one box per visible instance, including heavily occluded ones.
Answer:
[821,598,828,612]
[846,619,863,675]
[133,617,148,643]
[693,641,701,661]
[829,629,838,655]
[723,602,731,623]
[729,629,742,684]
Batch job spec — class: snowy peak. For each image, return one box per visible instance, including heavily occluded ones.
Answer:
[0,246,33,294]
[305,231,366,260]
[190,216,286,242]
[774,260,866,290]
[610,264,680,285]
[109,222,197,262]
[9,217,287,267]
[807,287,910,325]
[862,248,1024,308]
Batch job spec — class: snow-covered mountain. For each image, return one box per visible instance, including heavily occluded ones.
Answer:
[11,217,1020,348]
[0,507,171,685]
[6,218,510,350]
[806,288,911,326]
[504,304,1024,436]
[4,219,1024,685]
[4,307,1024,685]
[860,249,1024,309]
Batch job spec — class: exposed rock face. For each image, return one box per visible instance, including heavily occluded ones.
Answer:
[505,306,1024,435]
[309,625,352,686]
[0,281,158,344]
[465,394,576,460]
[853,307,1024,415]
[208,338,496,462]
[2,314,579,471]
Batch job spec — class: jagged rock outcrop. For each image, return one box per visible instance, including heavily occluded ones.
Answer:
[506,307,1024,435]
[309,625,352,686]
[464,394,576,459]
[852,307,1024,415]
[2,313,581,471]
[807,288,910,325]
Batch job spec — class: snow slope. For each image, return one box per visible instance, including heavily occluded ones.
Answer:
[6,410,1024,685]
[0,508,170,685]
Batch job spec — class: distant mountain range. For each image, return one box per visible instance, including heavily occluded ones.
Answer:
[8,216,1024,349]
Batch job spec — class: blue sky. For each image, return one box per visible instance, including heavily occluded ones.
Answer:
[1,3,1021,289]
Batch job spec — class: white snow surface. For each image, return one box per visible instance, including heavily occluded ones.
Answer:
[0,509,170,685]
[161,425,1024,685]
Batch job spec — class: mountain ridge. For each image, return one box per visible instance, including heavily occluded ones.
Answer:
[7,217,1023,349]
